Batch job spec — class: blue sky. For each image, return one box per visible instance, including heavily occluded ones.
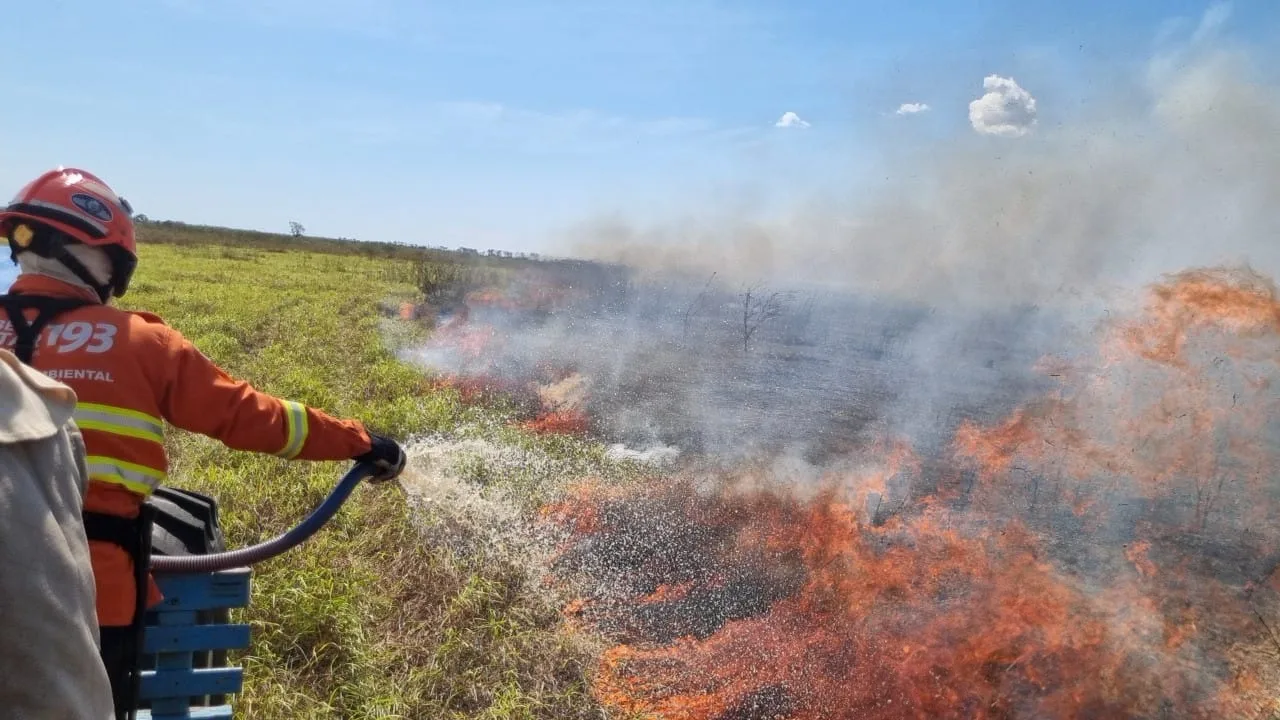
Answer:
[2,0,1277,258]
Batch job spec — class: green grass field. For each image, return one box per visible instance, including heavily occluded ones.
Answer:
[122,227,633,719]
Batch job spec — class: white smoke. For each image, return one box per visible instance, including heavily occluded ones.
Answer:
[604,442,682,467]
[561,35,1280,312]
[407,10,1280,470]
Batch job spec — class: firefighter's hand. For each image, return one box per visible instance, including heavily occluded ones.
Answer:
[354,433,406,483]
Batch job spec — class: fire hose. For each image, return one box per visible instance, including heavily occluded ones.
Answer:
[149,461,376,574]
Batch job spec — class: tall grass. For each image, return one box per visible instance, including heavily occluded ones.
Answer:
[121,239,618,719]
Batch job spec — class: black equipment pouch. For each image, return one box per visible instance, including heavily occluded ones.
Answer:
[86,504,156,720]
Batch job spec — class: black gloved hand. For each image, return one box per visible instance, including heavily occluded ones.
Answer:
[353,432,406,483]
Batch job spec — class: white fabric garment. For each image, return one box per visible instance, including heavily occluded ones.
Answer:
[17,244,113,292]
[0,348,115,719]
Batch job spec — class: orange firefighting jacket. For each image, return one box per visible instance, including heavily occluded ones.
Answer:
[0,274,374,626]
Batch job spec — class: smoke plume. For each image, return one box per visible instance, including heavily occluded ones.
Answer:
[558,41,1280,312]
[397,22,1280,719]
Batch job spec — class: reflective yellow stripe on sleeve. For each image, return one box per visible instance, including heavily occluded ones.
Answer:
[275,400,309,459]
[86,455,165,496]
[74,402,165,444]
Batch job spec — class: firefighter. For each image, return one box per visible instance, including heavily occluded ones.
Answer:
[0,167,407,719]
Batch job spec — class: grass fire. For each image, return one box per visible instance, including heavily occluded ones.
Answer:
[17,3,1280,719]
[403,262,1280,720]
[391,42,1280,716]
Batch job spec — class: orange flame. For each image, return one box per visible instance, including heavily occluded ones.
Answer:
[521,409,591,435]
[537,266,1280,719]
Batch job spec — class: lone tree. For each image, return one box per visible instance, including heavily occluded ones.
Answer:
[740,282,789,354]
[289,221,305,238]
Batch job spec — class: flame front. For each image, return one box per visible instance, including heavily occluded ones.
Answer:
[538,267,1280,719]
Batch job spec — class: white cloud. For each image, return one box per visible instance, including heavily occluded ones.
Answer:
[775,111,811,129]
[896,102,931,115]
[968,75,1038,137]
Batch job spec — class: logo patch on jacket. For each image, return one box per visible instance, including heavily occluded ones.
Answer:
[71,193,113,222]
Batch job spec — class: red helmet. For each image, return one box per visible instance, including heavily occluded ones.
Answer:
[1,167,137,300]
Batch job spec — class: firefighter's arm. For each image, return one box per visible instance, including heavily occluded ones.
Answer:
[150,324,373,461]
